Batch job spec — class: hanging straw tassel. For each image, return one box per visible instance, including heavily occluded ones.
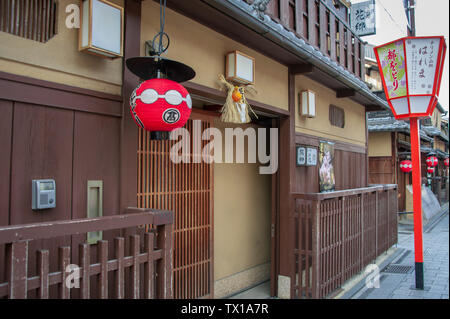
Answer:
[218,75,258,124]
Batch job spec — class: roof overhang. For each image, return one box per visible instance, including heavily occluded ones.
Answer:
[160,0,390,112]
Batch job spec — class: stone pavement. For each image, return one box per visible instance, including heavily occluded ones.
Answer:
[351,206,449,299]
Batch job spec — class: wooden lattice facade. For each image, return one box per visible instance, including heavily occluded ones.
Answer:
[137,113,214,298]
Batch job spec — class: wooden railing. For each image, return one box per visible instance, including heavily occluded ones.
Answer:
[290,184,397,299]
[0,209,173,299]
[261,0,365,79]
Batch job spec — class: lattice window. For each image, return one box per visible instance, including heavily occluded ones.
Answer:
[137,116,214,299]
[329,104,345,128]
[0,0,58,43]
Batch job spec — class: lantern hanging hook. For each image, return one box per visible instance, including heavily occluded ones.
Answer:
[150,0,170,57]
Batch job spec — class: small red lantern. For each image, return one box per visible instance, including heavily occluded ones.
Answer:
[444,158,449,167]
[130,78,192,132]
[426,156,438,167]
[427,166,435,174]
[400,160,413,173]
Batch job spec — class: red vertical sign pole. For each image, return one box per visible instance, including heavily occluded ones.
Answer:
[410,117,424,289]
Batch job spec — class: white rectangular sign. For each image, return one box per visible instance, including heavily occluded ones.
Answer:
[351,0,376,36]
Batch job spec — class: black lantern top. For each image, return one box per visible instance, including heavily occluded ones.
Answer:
[126,56,195,83]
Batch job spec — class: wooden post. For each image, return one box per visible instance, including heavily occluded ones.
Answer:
[375,191,378,257]
[37,250,49,299]
[98,240,108,299]
[308,0,316,46]
[79,243,90,299]
[280,0,289,27]
[59,246,71,299]
[319,2,327,53]
[329,13,336,60]
[311,200,321,299]
[157,223,173,298]
[130,234,140,299]
[446,179,449,202]
[6,241,28,299]
[144,232,155,299]
[114,237,125,299]
[295,0,304,37]
[360,194,364,269]
[341,197,345,284]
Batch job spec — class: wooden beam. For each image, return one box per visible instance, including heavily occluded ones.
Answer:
[290,63,315,75]
[202,104,222,112]
[365,104,383,112]
[336,88,356,98]
[120,0,141,214]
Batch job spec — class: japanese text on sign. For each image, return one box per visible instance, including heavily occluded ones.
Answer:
[405,38,440,95]
[350,0,376,36]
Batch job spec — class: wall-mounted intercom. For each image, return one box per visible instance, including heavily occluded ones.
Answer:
[32,179,56,210]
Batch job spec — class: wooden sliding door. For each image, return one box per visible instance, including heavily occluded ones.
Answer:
[137,112,214,298]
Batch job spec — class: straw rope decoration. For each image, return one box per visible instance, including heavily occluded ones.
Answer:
[218,74,258,123]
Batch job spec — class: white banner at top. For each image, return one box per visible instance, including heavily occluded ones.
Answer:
[351,0,376,36]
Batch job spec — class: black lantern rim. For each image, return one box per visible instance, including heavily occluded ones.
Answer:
[126,56,196,83]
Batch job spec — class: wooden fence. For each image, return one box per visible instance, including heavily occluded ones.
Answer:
[291,184,398,298]
[256,0,365,80]
[0,209,173,299]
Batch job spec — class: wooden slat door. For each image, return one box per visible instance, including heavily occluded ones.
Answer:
[137,112,214,298]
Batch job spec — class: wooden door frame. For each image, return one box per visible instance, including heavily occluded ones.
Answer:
[186,82,289,297]
[190,109,217,298]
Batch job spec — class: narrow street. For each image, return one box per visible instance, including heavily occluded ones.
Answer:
[352,206,449,299]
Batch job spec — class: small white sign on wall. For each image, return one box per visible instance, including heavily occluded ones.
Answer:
[306,147,317,166]
[296,146,317,166]
[296,146,306,166]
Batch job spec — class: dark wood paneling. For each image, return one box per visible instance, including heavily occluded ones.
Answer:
[295,133,368,193]
[319,3,327,53]
[280,0,290,27]
[278,71,296,280]
[295,163,319,193]
[0,100,13,284]
[369,157,395,185]
[71,112,121,298]
[339,22,345,67]
[307,0,316,47]
[120,0,141,214]
[72,112,120,220]
[266,0,280,21]
[10,103,74,225]
[329,13,336,60]
[9,103,74,291]
[295,132,367,154]
[0,72,122,117]
[0,100,12,227]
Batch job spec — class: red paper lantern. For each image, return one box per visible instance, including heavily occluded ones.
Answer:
[444,158,449,167]
[426,156,438,167]
[400,160,413,173]
[427,166,435,174]
[130,78,192,131]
